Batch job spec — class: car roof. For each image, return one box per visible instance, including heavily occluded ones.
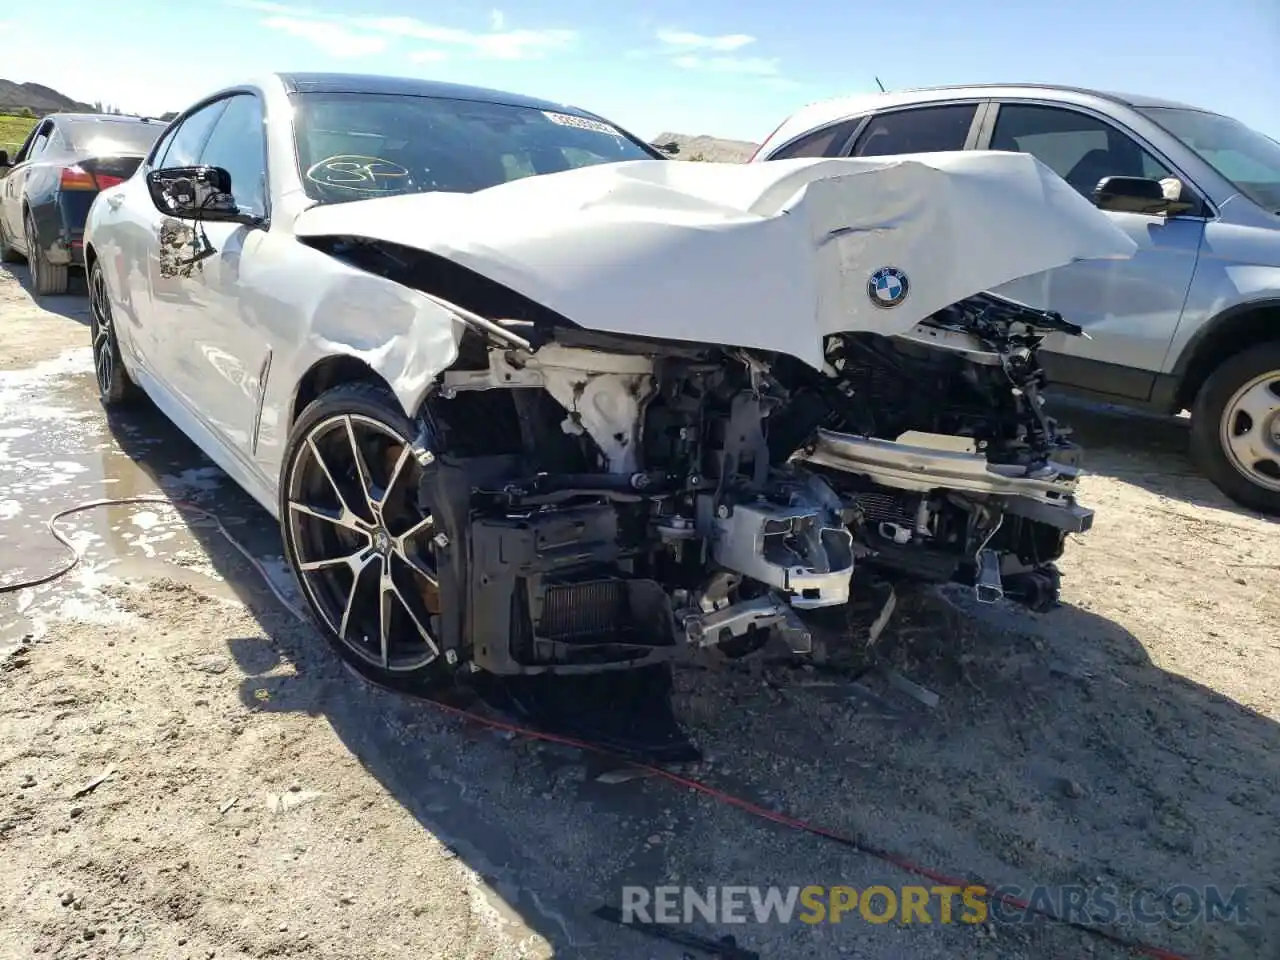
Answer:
[275,71,598,118]
[42,113,165,125]
[761,83,1213,155]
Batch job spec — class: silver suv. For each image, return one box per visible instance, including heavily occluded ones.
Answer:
[753,84,1280,514]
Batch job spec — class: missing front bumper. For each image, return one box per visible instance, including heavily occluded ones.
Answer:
[797,427,1086,513]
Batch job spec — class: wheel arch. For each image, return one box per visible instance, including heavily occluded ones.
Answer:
[21,194,60,256]
[1173,299,1280,411]
[290,354,398,430]
[19,196,33,249]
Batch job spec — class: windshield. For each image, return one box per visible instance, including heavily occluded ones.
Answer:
[65,118,164,157]
[291,92,658,204]
[1139,106,1280,213]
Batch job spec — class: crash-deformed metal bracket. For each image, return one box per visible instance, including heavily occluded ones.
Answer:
[684,594,813,654]
[710,500,855,610]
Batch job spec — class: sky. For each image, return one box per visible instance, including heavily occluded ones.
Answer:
[1,0,1277,143]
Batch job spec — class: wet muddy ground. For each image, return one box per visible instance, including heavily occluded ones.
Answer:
[0,264,1277,960]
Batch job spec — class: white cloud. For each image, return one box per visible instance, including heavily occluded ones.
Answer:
[261,15,388,57]
[243,2,575,62]
[655,29,756,52]
[645,26,795,86]
[672,54,781,77]
[226,0,312,14]
[409,49,451,64]
[359,16,575,60]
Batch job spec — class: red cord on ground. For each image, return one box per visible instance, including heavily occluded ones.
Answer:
[13,496,1194,960]
[414,692,1194,960]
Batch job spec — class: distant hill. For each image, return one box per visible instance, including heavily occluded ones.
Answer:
[651,131,760,163]
[0,79,96,116]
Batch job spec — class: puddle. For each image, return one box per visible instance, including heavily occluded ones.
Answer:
[0,349,299,637]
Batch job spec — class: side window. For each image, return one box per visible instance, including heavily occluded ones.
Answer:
[12,125,39,164]
[26,122,54,161]
[149,121,182,168]
[850,105,977,158]
[769,119,861,160]
[990,104,1172,198]
[157,99,229,169]
[44,125,68,155]
[196,94,268,218]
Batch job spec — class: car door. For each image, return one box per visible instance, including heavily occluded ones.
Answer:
[977,101,1206,401]
[1,119,53,248]
[171,92,273,461]
[91,116,185,376]
[141,98,232,405]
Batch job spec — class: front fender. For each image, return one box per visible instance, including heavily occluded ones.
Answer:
[302,267,465,418]
[1167,214,1280,379]
[247,237,469,494]
[1164,258,1280,410]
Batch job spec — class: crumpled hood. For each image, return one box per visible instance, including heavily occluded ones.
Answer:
[292,152,1137,368]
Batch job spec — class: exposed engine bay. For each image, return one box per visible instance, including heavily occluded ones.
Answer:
[293,152,1132,680]
[408,286,1092,677]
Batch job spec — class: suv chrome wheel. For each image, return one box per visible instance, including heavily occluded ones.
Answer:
[1219,370,1280,492]
[1191,342,1280,515]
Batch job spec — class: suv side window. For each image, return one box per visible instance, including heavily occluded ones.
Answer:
[850,105,978,157]
[990,104,1172,198]
[769,119,861,160]
[196,94,268,218]
[157,99,230,169]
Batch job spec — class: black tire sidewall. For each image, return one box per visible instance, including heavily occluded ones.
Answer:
[90,261,136,406]
[1190,341,1280,515]
[25,212,69,296]
[0,215,23,263]
[25,214,41,289]
[278,381,447,685]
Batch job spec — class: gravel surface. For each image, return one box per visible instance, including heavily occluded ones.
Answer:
[1,264,1276,959]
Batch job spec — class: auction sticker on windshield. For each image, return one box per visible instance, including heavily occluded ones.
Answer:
[542,112,619,135]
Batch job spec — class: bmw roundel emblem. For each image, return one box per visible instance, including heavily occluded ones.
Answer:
[868,267,909,309]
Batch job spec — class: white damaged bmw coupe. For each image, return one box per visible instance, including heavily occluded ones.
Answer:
[83,72,1135,686]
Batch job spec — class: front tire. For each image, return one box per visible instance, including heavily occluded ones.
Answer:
[25,211,69,296]
[279,382,450,684]
[89,260,141,406]
[1190,341,1280,515]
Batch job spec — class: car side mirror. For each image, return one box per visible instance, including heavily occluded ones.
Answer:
[145,166,259,224]
[1091,175,1196,216]
[0,150,10,171]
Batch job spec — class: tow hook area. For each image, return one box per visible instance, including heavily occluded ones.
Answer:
[974,549,1004,604]
[684,594,814,655]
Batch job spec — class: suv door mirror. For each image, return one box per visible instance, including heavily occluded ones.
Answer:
[145,165,260,224]
[1092,175,1196,216]
[0,150,10,171]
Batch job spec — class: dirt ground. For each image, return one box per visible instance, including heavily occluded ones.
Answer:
[0,263,1277,960]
